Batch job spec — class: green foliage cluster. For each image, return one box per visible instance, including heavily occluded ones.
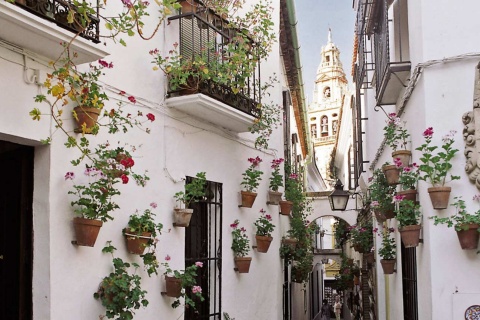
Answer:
[431,196,480,231]
[230,220,250,257]
[395,199,421,228]
[368,169,396,215]
[174,172,207,208]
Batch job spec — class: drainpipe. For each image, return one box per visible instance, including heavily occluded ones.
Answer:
[385,274,390,320]
[285,0,311,164]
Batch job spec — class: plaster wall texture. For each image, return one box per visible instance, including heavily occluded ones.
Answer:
[0,1,291,319]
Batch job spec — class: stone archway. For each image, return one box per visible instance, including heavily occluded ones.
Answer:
[307,194,358,226]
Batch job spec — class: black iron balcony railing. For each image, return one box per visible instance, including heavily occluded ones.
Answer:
[13,0,100,43]
[168,10,262,119]
[373,0,389,94]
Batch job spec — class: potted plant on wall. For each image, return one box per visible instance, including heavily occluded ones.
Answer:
[173,172,207,227]
[280,172,301,216]
[240,157,263,208]
[382,161,400,185]
[123,203,163,276]
[161,255,205,309]
[268,158,284,205]
[397,163,420,202]
[349,222,373,253]
[430,196,480,249]
[416,128,460,209]
[253,209,275,253]
[94,243,148,319]
[376,226,396,274]
[394,197,422,248]
[231,219,252,273]
[369,169,396,221]
[383,112,411,166]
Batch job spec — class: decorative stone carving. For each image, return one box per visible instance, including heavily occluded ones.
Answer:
[462,62,480,190]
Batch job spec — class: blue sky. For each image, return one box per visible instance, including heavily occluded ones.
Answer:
[295,0,356,103]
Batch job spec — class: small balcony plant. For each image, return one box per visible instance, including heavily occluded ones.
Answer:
[368,169,396,221]
[173,172,207,227]
[268,158,284,205]
[376,227,396,274]
[253,209,275,253]
[240,157,263,207]
[231,219,252,273]
[394,197,422,248]
[416,128,460,209]
[431,196,480,250]
[349,223,373,253]
[161,255,205,309]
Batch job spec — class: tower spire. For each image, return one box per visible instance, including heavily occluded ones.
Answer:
[328,28,332,43]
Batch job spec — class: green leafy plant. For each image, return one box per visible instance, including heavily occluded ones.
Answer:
[397,163,420,190]
[161,255,205,309]
[241,157,263,192]
[334,254,355,290]
[94,243,148,320]
[368,169,396,214]
[124,204,163,276]
[174,172,207,208]
[383,112,410,151]
[431,196,480,231]
[375,227,396,260]
[394,198,421,228]
[269,158,284,191]
[349,222,373,252]
[333,218,350,248]
[230,219,250,257]
[254,209,275,236]
[416,127,460,187]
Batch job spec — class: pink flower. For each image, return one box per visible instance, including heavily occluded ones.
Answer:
[271,158,284,168]
[120,157,135,168]
[265,214,272,220]
[121,174,129,184]
[423,127,434,137]
[247,156,262,167]
[64,172,75,180]
[373,227,378,233]
[119,90,126,95]
[150,202,158,208]
[165,255,171,261]
[289,173,298,179]
[393,194,405,203]
[403,166,411,173]
[195,261,203,268]
[388,227,395,233]
[370,200,379,207]
[393,158,403,167]
[146,113,155,122]
[192,286,202,294]
[98,59,113,68]
[260,208,266,213]
[240,227,246,232]
[128,96,137,104]
[230,222,238,228]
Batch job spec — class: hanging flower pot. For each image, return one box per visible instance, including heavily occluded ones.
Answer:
[73,106,100,133]
[173,208,194,227]
[268,190,283,205]
[456,223,480,250]
[397,189,417,202]
[73,217,103,247]
[363,252,374,264]
[398,225,421,248]
[179,0,198,17]
[234,256,252,273]
[384,207,396,219]
[255,235,273,253]
[279,200,293,215]
[382,164,400,185]
[164,276,182,298]
[373,210,387,223]
[380,259,396,274]
[353,275,360,286]
[240,191,257,208]
[282,237,297,249]
[427,186,451,209]
[123,228,152,254]
[392,150,411,167]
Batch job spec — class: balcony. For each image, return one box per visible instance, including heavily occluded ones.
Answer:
[372,0,411,105]
[165,7,261,133]
[0,0,105,63]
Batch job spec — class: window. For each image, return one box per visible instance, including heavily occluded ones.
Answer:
[332,120,338,136]
[311,124,317,138]
[401,244,418,320]
[324,87,331,98]
[185,178,222,319]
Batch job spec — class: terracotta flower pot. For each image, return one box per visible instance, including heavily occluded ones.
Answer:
[73,106,101,133]
[392,150,411,167]
[255,235,273,253]
[397,189,417,202]
[124,228,152,254]
[282,237,297,249]
[363,252,375,264]
[73,217,103,247]
[427,186,451,209]
[268,190,283,205]
[179,0,197,17]
[240,191,257,208]
[384,207,396,219]
[279,200,293,215]
[173,208,194,227]
[234,256,252,273]
[382,164,400,185]
[456,223,480,250]
[165,276,182,298]
[399,225,421,248]
[380,259,396,274]
[373,210,387,222]
[353,275,360,285]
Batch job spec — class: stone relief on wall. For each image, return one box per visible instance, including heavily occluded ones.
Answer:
[462,62,480,190]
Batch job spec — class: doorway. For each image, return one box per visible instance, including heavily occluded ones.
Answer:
[0,140,34,320]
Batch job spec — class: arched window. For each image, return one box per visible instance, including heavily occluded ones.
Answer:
[323,87,331,98]
[311,124,317,138]
[321,116,328,137]
[332,120,338,135]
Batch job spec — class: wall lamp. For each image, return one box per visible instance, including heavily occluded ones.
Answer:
[328,179,351,211]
